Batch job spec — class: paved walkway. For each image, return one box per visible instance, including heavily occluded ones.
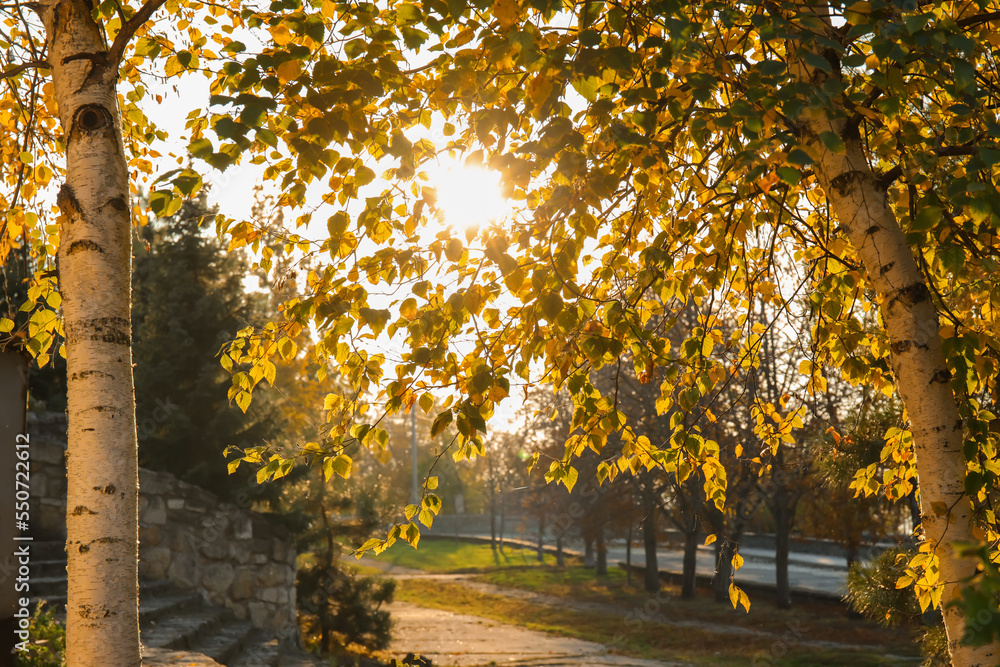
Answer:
[367,561,682,666]
[388,602,683,666]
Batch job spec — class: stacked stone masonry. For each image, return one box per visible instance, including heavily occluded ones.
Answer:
[27,412,297,633]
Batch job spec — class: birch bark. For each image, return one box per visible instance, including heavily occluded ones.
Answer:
[43,0,140,663]
[788,10,997,664]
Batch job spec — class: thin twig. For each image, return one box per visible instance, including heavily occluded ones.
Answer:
[0,59,48,81]
[107,0,168,65]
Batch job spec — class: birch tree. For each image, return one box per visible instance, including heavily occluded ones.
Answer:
[4,0,243,661]
[213,1,1000,664]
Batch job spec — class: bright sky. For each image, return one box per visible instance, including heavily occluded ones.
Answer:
[144,72,526,432]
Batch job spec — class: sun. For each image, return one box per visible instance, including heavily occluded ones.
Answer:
[430,159,511,229]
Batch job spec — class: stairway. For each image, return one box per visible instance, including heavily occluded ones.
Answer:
[29,540,323,667]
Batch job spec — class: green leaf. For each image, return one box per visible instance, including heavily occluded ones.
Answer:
[776,167,801,185]
[953,58,976,92]
[430,410,453,437]
[579,29,601,47]
[913,205,942,231]
[787,148,813,166]
[802,51,832,74]
[255,128,278,147]
[572,76,601,102]
[189,138,214,159]
[539,291,563,321]
[966,471,985,496]
[819,131,846,154]
[979,147,1000,167]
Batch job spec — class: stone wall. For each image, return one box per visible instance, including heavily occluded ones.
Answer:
[26,412,297,633]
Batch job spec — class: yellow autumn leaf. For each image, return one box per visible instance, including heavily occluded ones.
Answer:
[494,0,520,29]
[277,59,302,84]
[270,23,292,46]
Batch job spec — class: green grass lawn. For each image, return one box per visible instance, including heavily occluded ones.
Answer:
[367,536,572,572]
[378,538,923,667]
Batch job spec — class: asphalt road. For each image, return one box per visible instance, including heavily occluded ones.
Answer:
[435,531,852,599]
[612,543,849,598]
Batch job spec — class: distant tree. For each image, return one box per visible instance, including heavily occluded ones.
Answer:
[803,395,912,568]
[132,196,283,500]
[295,465,395,655]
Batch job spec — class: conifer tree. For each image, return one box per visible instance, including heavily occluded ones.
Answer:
[132,196,282,500]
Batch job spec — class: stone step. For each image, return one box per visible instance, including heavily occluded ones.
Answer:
[29,578,177,618]
[195,619,257,665]
[140,588,204,625]
[142,646,224,667]
[228,637,281,667]
[141,606,230,651]
[23,548,293,667]
[141,577,176,596]
[274,645,327,667]
[27,541,67,561]
[29,574,69,598]
[29,558,67,579]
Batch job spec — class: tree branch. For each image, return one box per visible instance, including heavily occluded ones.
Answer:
[0,60,49,81]
[878,143,982,188]
[106,0,168,66]
[958,11,1000,29]
[846,86,883,133]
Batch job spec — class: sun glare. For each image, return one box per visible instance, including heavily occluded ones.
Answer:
[431,160,510,229]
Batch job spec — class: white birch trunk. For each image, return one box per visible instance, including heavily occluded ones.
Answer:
[811,128,992,666]
[788,13,997,664]
[43,0,140,663]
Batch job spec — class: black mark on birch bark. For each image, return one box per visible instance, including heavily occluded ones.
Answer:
[102,195,128,212]
[71,505,96,516]
[70,369,113,381]
[81,405,116,414]
[66,239,104,255]
[930,369,951,384]
[77,536,124,554]
[888,282,931,309]
[831,170,865,196]
[65,316,130,346]
[891,340,912,355]
[891,339,929,355]
[56,184,81,221]
[78,604,113,620]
